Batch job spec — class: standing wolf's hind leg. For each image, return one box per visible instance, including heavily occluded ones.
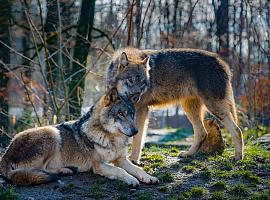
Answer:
[203,99,244,160]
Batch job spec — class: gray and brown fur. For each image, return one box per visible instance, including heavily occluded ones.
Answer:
[106,47,244,163]
[0,88,158,186]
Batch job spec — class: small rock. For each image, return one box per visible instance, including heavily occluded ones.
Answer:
[58,180,65,185]
[130,188,137,193]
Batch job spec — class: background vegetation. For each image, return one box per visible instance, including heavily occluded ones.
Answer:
[0,0,269,136]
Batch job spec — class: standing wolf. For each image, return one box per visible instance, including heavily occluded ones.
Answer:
[0,88,158,186]
[106,48,244,164]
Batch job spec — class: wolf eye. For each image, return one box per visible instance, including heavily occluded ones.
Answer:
[118,111,124,117]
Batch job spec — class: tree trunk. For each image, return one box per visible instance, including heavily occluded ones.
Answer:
[68,0,95,118]
[0,0,11,142]
[216,0,229,58]
[135,0,141,47]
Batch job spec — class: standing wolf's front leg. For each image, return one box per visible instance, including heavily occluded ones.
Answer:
[115,158,159,184]
[93,162,139,187]
[130,106,149,164]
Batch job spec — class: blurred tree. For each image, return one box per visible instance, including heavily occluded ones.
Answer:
[0,0,11,132]
[0,0,12,146]
[216,0,229,58]
[68,0,95,118]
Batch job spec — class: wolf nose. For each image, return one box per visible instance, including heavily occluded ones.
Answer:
[131,127,138,135]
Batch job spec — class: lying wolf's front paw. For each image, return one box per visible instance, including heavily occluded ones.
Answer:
[139,174,159,184]
[125,176,140,187]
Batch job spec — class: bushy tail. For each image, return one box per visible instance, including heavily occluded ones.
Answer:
[10,169,58,185]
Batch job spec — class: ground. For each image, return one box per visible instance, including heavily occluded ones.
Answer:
[1,129,270,200]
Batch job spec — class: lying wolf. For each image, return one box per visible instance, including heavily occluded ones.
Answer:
[0,88,158,186]
[106,47,244,164]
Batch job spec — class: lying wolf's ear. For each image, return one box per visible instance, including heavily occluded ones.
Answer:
[104,88,120,107]
[119,52,129,70]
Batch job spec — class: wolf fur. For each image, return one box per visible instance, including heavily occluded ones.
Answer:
[0,88,158,186]
[106,47,244,163]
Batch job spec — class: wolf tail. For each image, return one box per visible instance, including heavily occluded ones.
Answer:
[9,169,58,185]
[1,159,58,185]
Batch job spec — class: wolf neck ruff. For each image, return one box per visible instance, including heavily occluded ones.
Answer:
[56,106,96,149]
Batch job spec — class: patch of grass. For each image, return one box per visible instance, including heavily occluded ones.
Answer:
[190,160,204,168]
[142,153,165,171]
[0,187,18,200]
[178,191,192,200]
[154,171,175,183]
[90,184,106,199]
[268,179,270,187]
[234,170,262,184]
[230,183,251,197]
[158,185,171,193]
[163,146,180,157]
[117,193,129,200]
[182,165,196,173]
[244,145,270,162]
[189,186,208,197]
[115,180,128,191]
[211,169,232,179]
[248,190,270,200]
[199,167,212,179]
[210,191,225,200]
[211,180,227,191]
[137,192,152,200]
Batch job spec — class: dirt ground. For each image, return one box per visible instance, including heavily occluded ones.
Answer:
[1,132,270,200]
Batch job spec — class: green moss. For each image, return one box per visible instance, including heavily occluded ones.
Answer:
[90,184,106,199]
[190,160,204,168]
[179,191,192,200]
[248,190,270,200]
[158,185,171,193]
[0,187,18,200]
[163,146,180,157]
[154,171,175,183]
[189,186,208,197]
[210,191,225,200]
[211,169,232,178]
[199,167,212,179]
[268,179,270,187]
[115,180,128,191]
[137,192,152,200]
[142,153,165,171]
[211,180,227,190]
[230,183,251,197]
[182,165,196,173]
[234,170,262,184]
[117,193,129,200]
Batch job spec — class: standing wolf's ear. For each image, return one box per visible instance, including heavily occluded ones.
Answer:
[119,52,129,70]
[104,88,120,107]
[142,56,149,65]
